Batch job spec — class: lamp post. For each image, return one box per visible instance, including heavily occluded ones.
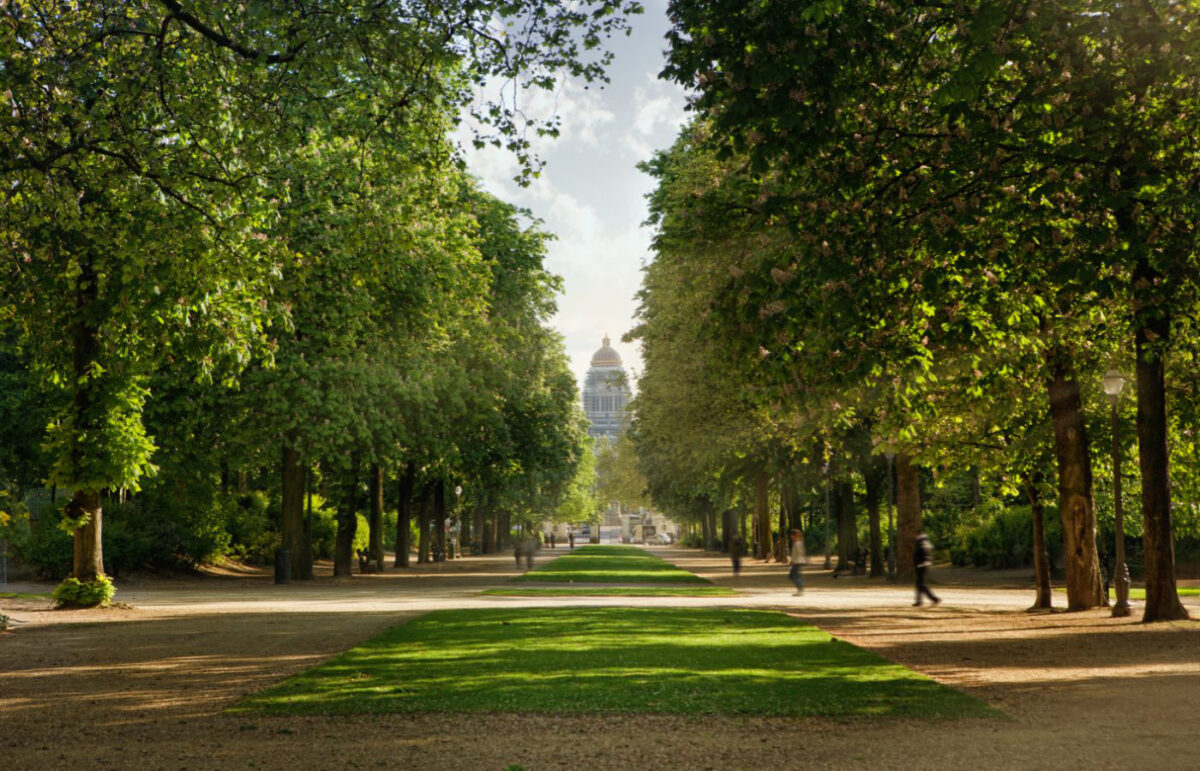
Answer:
[822,461,832,570]
[1102,368,1132,617]
[885,450,896,580]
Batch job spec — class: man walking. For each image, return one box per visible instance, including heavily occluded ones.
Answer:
[788,529,806,595]
[730,533,745,576]
[913,528,941,606]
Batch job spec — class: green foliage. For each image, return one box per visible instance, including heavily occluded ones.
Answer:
[220,492,279,564]
[52,575,116,608]
[943,502,1062,571]
[230,607,998,718]
[2,506,73,579]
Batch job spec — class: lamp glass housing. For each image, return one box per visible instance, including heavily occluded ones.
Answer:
[1102,369,1126,398]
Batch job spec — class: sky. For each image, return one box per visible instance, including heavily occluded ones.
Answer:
[460,0,690,392]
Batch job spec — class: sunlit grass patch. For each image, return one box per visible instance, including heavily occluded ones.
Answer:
[513,544,709,584]
[230,607,998,719]
[1054,586,1199,601]
[482,586,737,597]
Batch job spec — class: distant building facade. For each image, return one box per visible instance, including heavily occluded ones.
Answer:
[582,335,631,440]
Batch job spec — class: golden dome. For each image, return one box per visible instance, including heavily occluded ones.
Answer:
[590,335,623,367]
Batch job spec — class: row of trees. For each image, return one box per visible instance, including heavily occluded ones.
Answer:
[0,0,636,600]
[628,0,1200,621]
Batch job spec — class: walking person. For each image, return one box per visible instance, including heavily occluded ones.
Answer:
[913,528,941,606]
[568,531,575,550]
[788,529,806,595]
[730,533,745,576]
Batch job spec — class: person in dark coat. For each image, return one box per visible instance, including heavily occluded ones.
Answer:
[730,534,745,576]
[913,529,941,606]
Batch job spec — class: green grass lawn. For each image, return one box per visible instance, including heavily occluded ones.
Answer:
[482,586,737,597]
[230,607,997,719]
[1055,586,1199,600]
[512,544,709,584]
[0,592,51,600]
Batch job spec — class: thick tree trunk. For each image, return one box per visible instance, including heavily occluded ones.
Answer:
[754,472,770,560]
[68,490,104,581]
[1133,260,1188,621]
[705,502,718,551]
[1046,355,1105,610]
[1025,473,1052,610]
[895,452,922,582]
[417,481,433,563]
[863,458,884,577]
[281,444,309,578]
[499,510,511,549]
[394,462,414,567]
[776,482,789,562]
[433,479,446,561]
[835,481,858,572]
[368,464,385,568]
[67,259,105,581]
[333,475,357,577]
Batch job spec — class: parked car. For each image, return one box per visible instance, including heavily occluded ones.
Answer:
[651,532,675,545]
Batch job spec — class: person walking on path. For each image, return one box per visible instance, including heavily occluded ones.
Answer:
[913,529,941,606]
[568,532,575,550]
[730,534,745,576]
[788,529,806,595]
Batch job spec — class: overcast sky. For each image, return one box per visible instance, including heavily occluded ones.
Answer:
[461,0,689,392]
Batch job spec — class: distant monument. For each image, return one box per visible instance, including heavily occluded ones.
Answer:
[582,334,631,440]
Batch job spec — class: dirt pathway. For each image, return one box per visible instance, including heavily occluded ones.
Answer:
[2,548,1198,769]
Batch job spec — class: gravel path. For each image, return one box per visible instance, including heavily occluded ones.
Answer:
[2,547,1198,769]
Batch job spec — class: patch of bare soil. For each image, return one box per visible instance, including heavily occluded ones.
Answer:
[2,552,1198,770]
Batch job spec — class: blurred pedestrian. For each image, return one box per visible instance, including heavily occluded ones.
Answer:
[789,529,806,595]
[569,532,575,550]
[913,529,941,606]
[730,533,745,576]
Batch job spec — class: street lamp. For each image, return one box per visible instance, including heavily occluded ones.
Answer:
[823,461,832,570]
[885,450,896,580]
[1102,368,1132,617]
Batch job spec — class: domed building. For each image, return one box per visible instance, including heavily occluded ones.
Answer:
[582,335,632,440]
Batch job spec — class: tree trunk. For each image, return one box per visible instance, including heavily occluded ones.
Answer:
[67,490,104,581]
[472,502,483,556]
[281,444,309,578]
[333,474,357,577]
[863,458,884,577]
[417,481,433,563]
[895,452,922,582]
[433,479,446,561]
[1133,259,1188,621]
[777,481,789,562]
[1046,355,1105,610]
[755,472,770,560]
[298,466,314,580]
[499,510,511,549]
[368,464,385,568]
[835,481,858,572]
[705,502,718,551]
[394,462,414,567]
[1025,473,1052,610]
[67,259,105,581]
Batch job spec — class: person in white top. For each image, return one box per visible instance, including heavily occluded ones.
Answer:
[789,529,807,595]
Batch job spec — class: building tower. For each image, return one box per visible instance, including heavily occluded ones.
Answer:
[582,334,631,440]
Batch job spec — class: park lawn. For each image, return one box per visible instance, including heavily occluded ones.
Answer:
[513,544,709,584]
[231,607,997,719]
[481,586,737,597]
[0,592,51,600]
[1054,586,1199,600]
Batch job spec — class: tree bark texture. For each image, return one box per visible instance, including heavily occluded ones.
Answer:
[1133,259,1188,621]
[299,466,314,580]
[394,462,415,567]
[1025,473,1052,610]
[835,481,858,572]
[68,490,104,580]
[755,472,770,560]
[281,444,309,579]
[473,502,484,556]
[1046,356,1105,609]
[368,464,385,568]
[895,452,922,582]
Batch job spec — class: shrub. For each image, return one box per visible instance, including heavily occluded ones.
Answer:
[680,531,704,548]
[4,504,73,579]
[947,502,1063,570]
[52,575,116,607]
[222,491,279,564]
